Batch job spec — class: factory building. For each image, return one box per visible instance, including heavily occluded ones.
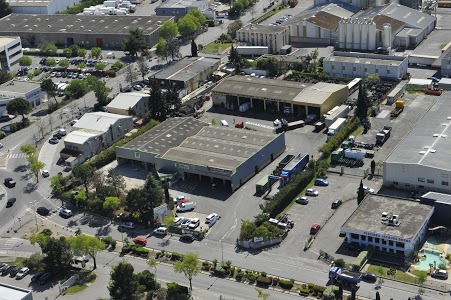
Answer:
[0,36,22,70]
[6,0,81,14]
[0,80,44,116]
[155,0,208,20]
[237,24,290,54]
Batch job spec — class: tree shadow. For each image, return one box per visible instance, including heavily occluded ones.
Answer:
[14,165,28,173]
[31,109,49,117]
[23,182,38,194]
[96,225,112,237]
[67,220,78,228]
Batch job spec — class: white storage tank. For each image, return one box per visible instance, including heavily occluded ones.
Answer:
[338,18,346,49]
[383,23,392,50]
[368,20,377,50]
[353,18,361,50]
[345,19,353,49]
[361,19,368,50]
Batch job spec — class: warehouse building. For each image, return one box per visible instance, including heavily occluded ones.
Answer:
[341,195,434,257]
[155,0,208,20]
[384,92,451,193]
[323,51,408,80]
[152,56,220,97]
[211,76,348,117]
[106,92,149,117]
[0,14,172,49]
[0,283,33,300]
[236,24,290,54]
[0,80,44,116]
[6,0,81,14]
[116,117,286,191]
[440,50,451,77]
[0,36,22,70]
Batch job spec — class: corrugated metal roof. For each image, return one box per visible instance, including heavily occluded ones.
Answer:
[306,11,342,31]
[107,92,149,110]
[73,112,132,132]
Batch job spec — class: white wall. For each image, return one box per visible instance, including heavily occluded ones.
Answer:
[11,0,81,14]
[237,27,289,54]
[0,37,22,70]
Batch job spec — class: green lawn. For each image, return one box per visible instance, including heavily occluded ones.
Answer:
[253,6,287,24]
[366,264,427,285]
[65,273,97,295]
[201,42,232,54]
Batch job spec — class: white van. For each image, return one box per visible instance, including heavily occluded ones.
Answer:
[220,120,229,127]
[176,202,195,212]
[205,213,219,224]
[153,227,168,236]
[106,52,116,59]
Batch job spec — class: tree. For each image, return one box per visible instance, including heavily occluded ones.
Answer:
[18,56,32,67]
[174,252,200,293]
[125,64,138,87]
[149,84,166,121]
[78,48,87,58]
[366,74,380,87]
[123,28,147,57]
[50,174,65,197]
[147,258,158,282]
[20,144,36,157]
[191,39,198,57]
[0,0,12,18]
[103,196,120,212]
[375,291,380,300]
[77,62,87,69]
[371,160,376,175]
[106,169,126,196]
[108,260,139,300]
[94,61,107,70]
[41,79,58,104]
[42,43,57,56]
[85,75,112,105]
[68,234,106,270]
[155,38,169,62]
[7,97,31,120]
[256,288,270,300]
[187,10,206,25]
[29,156,45,183]
[91,47,102,59]
[69,44,80,57]
[137,56,148,81]
[0,70,13,85]
[227,20,243,38]
[228,46,241,65]
[45,58,56,67]
[63,48,72,58]
[72,164,95,197]
[159,20,179,41]
[23,253,44,272]
[164,86,181,112]
[356,81,369,120]
[357,180,365,205]
[41,236,73,272]
[177,15,198,37]
[351,286,356,300]
[59,59,70,68]
[334,258,345,268]
[65,79,90,99]
[74,189,88,207]
[418,272,426,294]
[240,219,257,240]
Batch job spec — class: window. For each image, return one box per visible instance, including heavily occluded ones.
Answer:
[382,239,387,245]
[375,238,380,243]
[394,182,398,185]
[351,233,359,239]
[368,236,373,242]
[418,177,425,182]
[364,68,367,72]
[342,66,345,71]
[353,67,356,71]
[375,69,379,73]
[442,181,449,186]
[396,241,404,248]
[332,65,334,70]
[387,70,391,74]
[427,179,434,184]
[388,240,394,246]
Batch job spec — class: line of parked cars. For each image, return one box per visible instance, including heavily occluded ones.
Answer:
[271,14,293,26]
[0,264,30,280]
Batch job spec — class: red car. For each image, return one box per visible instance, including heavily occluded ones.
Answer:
[310,224,321,235]
[132,237,147,246]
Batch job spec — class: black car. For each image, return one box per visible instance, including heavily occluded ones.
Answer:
[179,234,195,243]
[0,264,10,273]
[9,266,20,277]
[362,273,377,282]
[6,198,16,207]
[4,177,16,188]
[49,137,59,144]
[38,272,52,285]
[36,207,50,216]
[31,272,44,283]
[2,265,15,275]
[39,58,47,65]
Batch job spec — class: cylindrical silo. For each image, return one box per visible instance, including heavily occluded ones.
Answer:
[361,19,368,50]
[338,18,346,49]
[346,19,353,49]
[353,18,361,50]
[368,20,377,50]
[383,23,392,50]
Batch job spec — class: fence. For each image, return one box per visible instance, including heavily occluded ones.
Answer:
[59,274,79,295]
[328,166,370,178]
[237,236,282,250]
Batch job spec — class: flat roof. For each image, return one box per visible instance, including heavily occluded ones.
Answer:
[0,14,172,35]
[292,82,347,106]
[64,130,99,144]
[408,78,431,85]
[342,195,434,240]
[326,53,405,66]
[7,0,50,7]
[0,80,40,93]
[385,92,451,170]
[74,112,131,132]
[107,92,149,110]
[161,125,278,171]
[0,283,31,300]
[121,117,208,156]
[421,191,451,205]
[153,56,219,83]
[306,11,342,31]
[0,36,18,47]
[157,0,206,9]
[212,76,312,102]
[238,24,288,34]
[284,3,356,27]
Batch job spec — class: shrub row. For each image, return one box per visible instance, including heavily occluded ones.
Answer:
[121,244,149,257]
[318,117,361,159]
[352,250,368,271]
[279,279,294,290]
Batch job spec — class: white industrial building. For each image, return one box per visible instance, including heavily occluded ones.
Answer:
[60,112,133,167]
[337,3,436,50]
[0,80,44,116]
[0,283,33,300]
[155,0,208,20]
[6,0,81,14]
[106,92,149,117]
[441,51,451,77]
[236,24,290,54]
[323,51,408,80]
[0,36,22,70]
[341,195,434,257]
[384,92,451,193]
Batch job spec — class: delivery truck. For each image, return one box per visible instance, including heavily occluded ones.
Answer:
[244,121,276,133]
[324,105,351,128]
[376,126,392,145]
[329,267,361,285]
[327,118,346,139]
[281,153,309,182]
[273,119,305,133]
[255,175,270,196]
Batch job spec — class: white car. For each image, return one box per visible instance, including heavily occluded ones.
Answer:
[133,85,143,91]
[15,267,29,279]
[363,186,375,194]
[180,218,191,228]
[305,188,319,196]
[41,170,50,178]
[59,207,73,218]
[173,195,185,203]
[188,218,200,229]
[50,72,57,77]
[121,222,136,229]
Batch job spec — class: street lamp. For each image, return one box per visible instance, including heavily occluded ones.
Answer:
[220,238,224,263]
[30,200,38,231]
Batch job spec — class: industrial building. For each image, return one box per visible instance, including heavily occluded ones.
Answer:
[106,92,150,117]
[440,50,451,77]
[0,14,172,49]
[152,56,220,97]
[0,80,44,116]
[116,117,286,191]
[341,195,434,257]
[155,0,208,20]
[0,283,33,300]
[61,112,133,167]
[0,36,22,70]
[384,92,451,193]
[236,24,290,54]
[212,76,348,116]
[421,192,451,226]
[6,0,81,14]
[284,3,356,45]
[323,51,408,80]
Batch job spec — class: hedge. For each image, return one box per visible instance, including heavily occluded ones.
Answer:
[247,274,256,284]
[235,271,244,281]
[299,288,310,296]
[318,117,361,159]
[279,279,294,290]
[313,285,326,294]
[352,250,368,271]
[171,252,184,261]
[256,276,271,287]
[133,247,150,257]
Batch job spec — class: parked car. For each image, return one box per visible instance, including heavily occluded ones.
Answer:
[310,224,321,235]
[133,85,143,91]
[305,188,319,196]
[31,272,44,283]
[49,137,59,144]
[38,272,52,285]
[9,266,21,277]
[362,272,377,282]
[295,197,309,205]
[431,269,448,279]
[121,222,136,229]
[173,195,186,203]
[362,186,375,194]
[331,199,342,209]
[2,265,15,275]
[41,170,50,178]
[176,202,195,212]
[70,119,79,126]
[153,227,168,236]
[346,243,362,252]
[4,177,16,188]
[174,217,183,225]
[16,267,30,279]
[315,178,329,186]
[180,218,191,228]
[36,207,50,216]
[205,213,219,224]
[6,198,17,207]
[59,207,73,218]
[132,237,147,246]
[188,218,200,229]
[179,234,195,243]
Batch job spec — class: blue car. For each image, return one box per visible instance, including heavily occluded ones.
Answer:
[315,178,329,186]
[430,77,440,83]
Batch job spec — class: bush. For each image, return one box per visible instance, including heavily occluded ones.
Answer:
[279,279,294,290]
[235,271,244,281]
[299,288,310,295]
[110,240,117,249]
[256,276,271,287]
[171,252,184,261]
[247,273,256,284]
[229,267,235,277]
[133,247,150,257]
[102,236,113,246]
[313,285,326,294]
[334,258,346,268]
[214,264,227,277]
[261,271,267,277]
[352,251,368,271]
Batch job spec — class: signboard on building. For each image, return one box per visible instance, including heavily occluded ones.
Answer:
[363,231,411,243]
[153,204,168,224]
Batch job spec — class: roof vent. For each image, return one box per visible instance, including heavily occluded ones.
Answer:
[430,149,436,153]
[242,136,247,139]
[433,133,440,137]
[419,150,426,155]
[48,25,51,27]
[442,134,447,138]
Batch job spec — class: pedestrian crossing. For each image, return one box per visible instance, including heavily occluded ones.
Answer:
[172,182,198,193]
[0,239,17,250]
[5,153,28,159]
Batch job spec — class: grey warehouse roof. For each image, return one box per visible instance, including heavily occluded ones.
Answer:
[342,195,434,239]
[212,76,313,102]
[6,0,50,7]
[385,92,451,170]
[285,3,356,26]
[0,283,32,300]
[0,14,172,35]
[157,0,206,9]
[421,191,451,204]
[73,112,131,133]
[0,80,41,93]
[107,92,149,110]
[325,52,406,66]
[162,125,278,171]
[122,117,208,156]
[153,56,220,83]
[238,24,288,34]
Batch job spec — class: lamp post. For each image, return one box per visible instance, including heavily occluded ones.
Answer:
[30,200,38,231]
[220,238,224,263]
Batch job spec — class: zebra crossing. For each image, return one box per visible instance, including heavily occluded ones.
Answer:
[0,239,17,250]
[172,182,198,193]
[5,153,28,159]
